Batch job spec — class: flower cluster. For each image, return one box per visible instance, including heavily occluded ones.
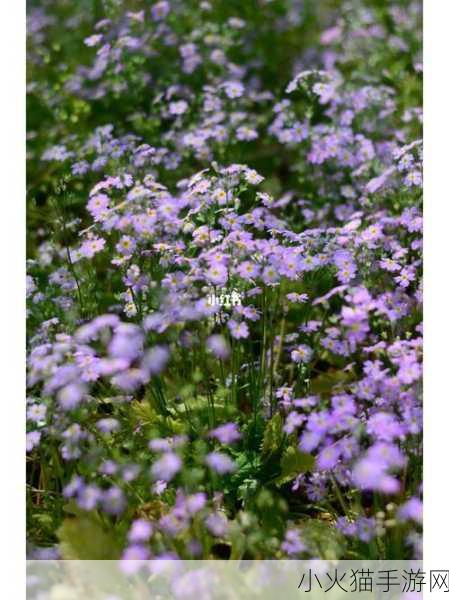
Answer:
[27,0,422,561]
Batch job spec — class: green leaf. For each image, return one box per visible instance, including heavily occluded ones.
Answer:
[262,413,284,455]
[310,369,351,396]
[130,400,160,427]
[274,446,315,486]
[299,520,346,560]
[57,515,121,560]
[237,478,259,504]
[229,524,247,560]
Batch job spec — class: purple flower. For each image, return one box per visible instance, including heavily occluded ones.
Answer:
[184,493,207,514]
[335,517,357,537]
[394,267,416,288]
[149,438,172,452]
[206,335,230,359]
[352,456,400,494]
[379,257,401,272]
[244,169,264,185]
[110,368,145,391]
[341,306,370,347]
[205,452,236,474]
[316,444,341,471]
[96,418,120,433]
[84,34,102,47]
[116,235,136,256]
[281,529,307,555]
[237,261,260,280]
[151,453,182,482]
[169,100,188,116]
[206,263,228,285]
[77,484,102,511]
[72,160,89,175]
[120,545,150,575]
[312,81,335,104]
[299,430,322,453]
[223,81,244,99]
[151,1,170,21]
[142,346,170,376]
[26,431,41,452]
[366,412,404,442]
[159,512,186,537]
[355,517,377,543]
[286,293,308,304]
[397,359,421,384]
[404,170,422,187]
[228,319,249,339]
[79,236,106,258]
[108,324,143,361]
[291,344,313,364]
[100,460,118,476]
[283,412,306,434]
[236,126,258,141]
[57,382,86,410]
[397,498,423,524]
[152,480,168,495]
[63,475,84,498]
[209,423,241,444]
[27,404,47,423]
[128,519,153,543]
[205,512,228,536]
[102,486,126,515]
[122,464,141,482]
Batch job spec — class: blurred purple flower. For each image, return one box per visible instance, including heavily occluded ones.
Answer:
[209,423,241,445]
[205,452,236,474]
[151,453,182,482]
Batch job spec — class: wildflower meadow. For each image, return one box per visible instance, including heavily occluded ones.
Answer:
[26,0,422,562]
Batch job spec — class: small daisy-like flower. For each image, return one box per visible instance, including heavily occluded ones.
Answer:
[151,452,181,482]
[291,344,313,364]
[212,188,228,205]
[286,293,308,303]
[223,80,244,99]
[379,257,401,272]
[236,126,258,141]
[207,263,228,285]
[205,452,236,474]
[244,169,264,185]
[84,34,103,47]
[80,236,106,258]
[169,100,188,115]
[228,319,249,339]
[151,0,170,21]
[116,235,136,256]
[27,404,47,423]
[404,170,422,187]
[237,260,260,280]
